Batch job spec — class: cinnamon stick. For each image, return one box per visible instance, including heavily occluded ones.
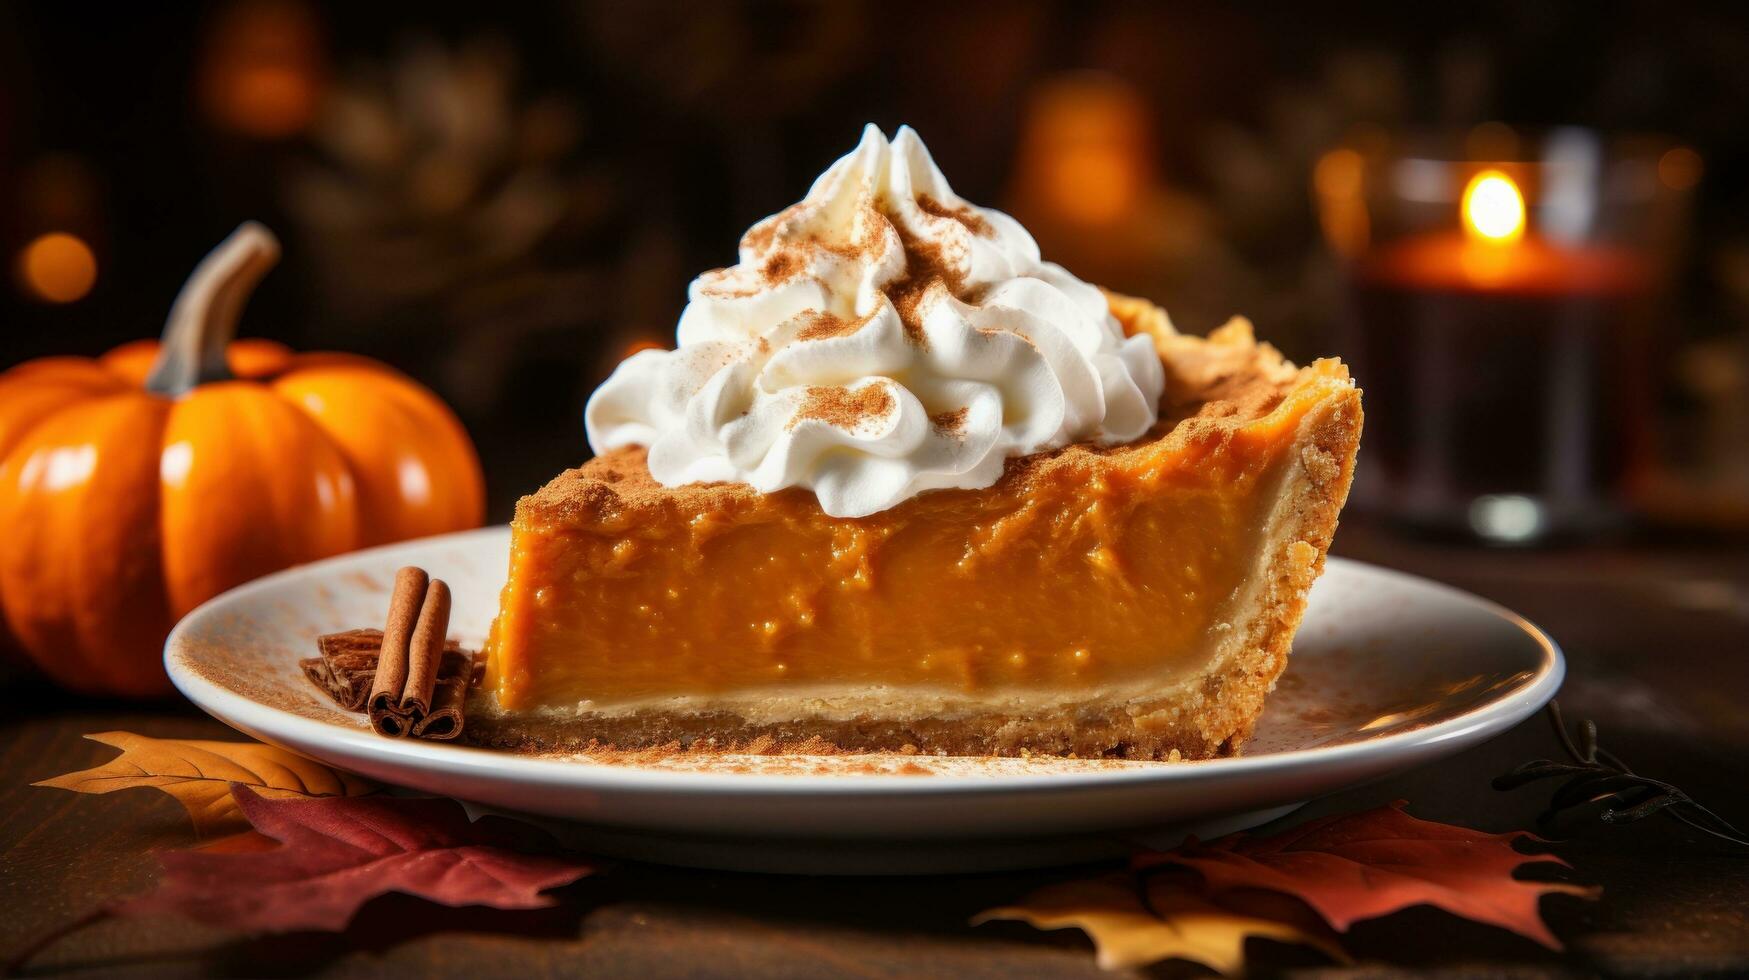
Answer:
[304,564,477,741]
[400,578,451,717]
[411,667,473,740]
[299,629,382,711]
[369,566,429,737]
[304,628,474,741]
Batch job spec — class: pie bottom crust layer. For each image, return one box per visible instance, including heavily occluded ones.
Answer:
[468,296,1362,760]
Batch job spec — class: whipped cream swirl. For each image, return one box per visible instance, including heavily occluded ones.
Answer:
[585,124,1165,518]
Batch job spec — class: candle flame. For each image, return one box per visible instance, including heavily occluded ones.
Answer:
[1461,170,1525,244]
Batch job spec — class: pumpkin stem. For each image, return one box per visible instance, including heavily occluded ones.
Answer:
[144,222,282,396]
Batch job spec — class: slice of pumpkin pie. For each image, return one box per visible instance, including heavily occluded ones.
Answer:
[469,126,1361,760]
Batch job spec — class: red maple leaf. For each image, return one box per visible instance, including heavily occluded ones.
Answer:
[1136,801,1597,949]
[116,785,599,933]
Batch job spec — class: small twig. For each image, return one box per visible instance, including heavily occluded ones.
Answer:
[1494,701,1749,850]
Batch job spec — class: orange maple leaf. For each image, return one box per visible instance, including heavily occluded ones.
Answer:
[1137,800,1599,949]
[976,870,1346,974]
[33,732,377,837]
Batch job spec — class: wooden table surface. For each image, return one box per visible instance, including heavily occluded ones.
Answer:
[3,521,1747,978]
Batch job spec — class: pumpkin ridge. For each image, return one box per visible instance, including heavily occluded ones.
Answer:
[272,363,485,545]
[159,383,361,620]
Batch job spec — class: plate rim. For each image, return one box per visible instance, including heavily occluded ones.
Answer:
[165,526,1565,797]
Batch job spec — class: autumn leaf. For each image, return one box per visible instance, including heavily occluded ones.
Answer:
[115,785,599,933]
[34,732,378,837]
[1137,801,1598,949]
[980,803,1598,972]
[193,830,279,854]
[976,870,1345,974]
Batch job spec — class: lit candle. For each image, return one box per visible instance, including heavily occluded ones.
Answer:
[1340,156,1667,541]
[1364,170,1648,298]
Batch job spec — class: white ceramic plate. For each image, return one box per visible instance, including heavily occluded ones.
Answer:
[166,526,1562,874]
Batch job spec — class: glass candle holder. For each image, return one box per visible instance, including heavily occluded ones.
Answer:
[1314,126,1696,543]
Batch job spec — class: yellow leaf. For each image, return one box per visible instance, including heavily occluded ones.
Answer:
[34,732,377,836]
[975,872,1346,974]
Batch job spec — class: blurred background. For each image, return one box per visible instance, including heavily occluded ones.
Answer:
[3,0,1746,539]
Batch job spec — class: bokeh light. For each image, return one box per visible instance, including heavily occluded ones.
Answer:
[1313,147,1370,257]
[1658,146,1703,191]
[16,233,98,304]
[198,0,325,139]
[1013,75,1151,227]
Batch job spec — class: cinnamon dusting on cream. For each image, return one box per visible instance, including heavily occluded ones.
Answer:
[795,309,872,342]
[884,207,967,346]
[761,249,801,284]
[791,384,895,430]
[918,193,994,237]
[930,407,969,434]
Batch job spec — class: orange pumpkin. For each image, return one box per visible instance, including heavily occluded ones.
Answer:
[0,223,485,697]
